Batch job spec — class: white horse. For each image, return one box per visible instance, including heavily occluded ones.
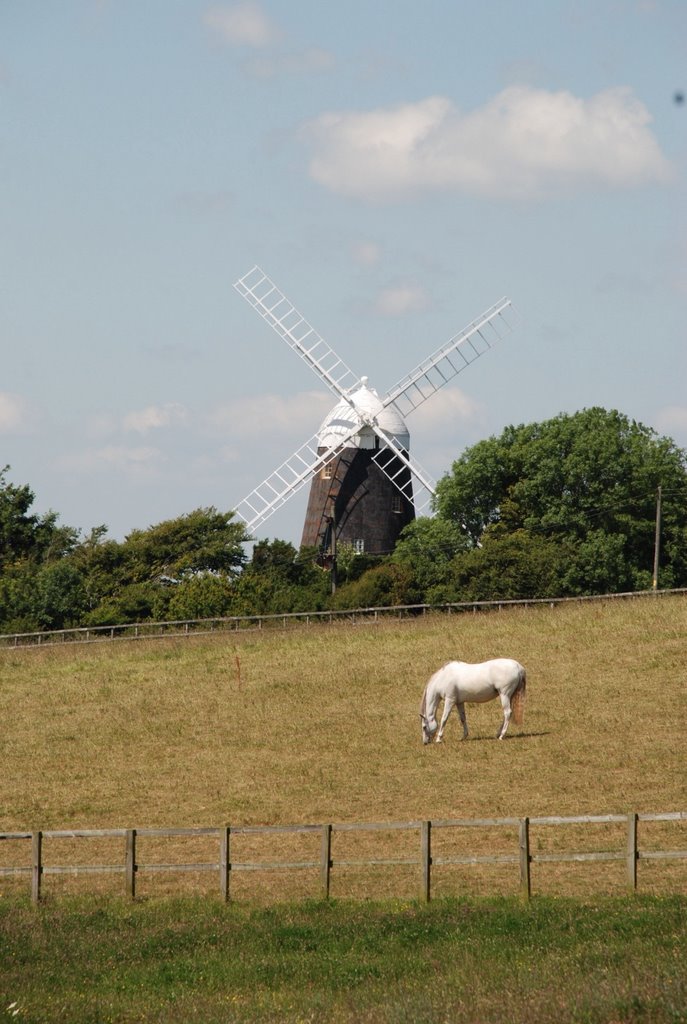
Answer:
[419,658,527,744]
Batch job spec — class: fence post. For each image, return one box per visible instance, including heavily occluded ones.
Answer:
[519,818,531,898]
[421,821,431,902]
[220,827,231,902]
[31,831,43,904]
[626,813,638,891]
[320,824,332,899]
[125,829,137,900]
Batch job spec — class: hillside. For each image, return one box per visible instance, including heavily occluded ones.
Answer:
[2,594,685,900]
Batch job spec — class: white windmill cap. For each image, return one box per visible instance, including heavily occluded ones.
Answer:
[317,378,410,451]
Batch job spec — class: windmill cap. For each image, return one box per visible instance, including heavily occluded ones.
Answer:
[317,378,410,450]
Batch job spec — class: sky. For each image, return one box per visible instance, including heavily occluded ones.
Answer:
[2,1,686,548]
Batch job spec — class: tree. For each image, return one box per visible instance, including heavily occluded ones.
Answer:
[29,562,89,630]
[434,408,687,597]
[232,539,330,615]
[391,517,470,598]
[166,574,233,621]
[0,466,78,570]
[0,467,82,631]
[250,539,302,583]
[330,562,415,609]
[81,508,251,625]
[444,531,569,602]
[122,507,249,582]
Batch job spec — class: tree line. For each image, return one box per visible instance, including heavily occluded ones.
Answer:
[2,407,687,634]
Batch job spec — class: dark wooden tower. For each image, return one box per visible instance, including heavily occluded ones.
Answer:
[300,379,415,555]
[301,447,415,556]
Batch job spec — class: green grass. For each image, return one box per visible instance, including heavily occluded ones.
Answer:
[1,894,686,1023]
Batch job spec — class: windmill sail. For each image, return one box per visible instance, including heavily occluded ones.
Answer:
[383,298,513,418]
[235,266,361,401]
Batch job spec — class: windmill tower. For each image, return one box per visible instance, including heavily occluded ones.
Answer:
[299,376,414,556]
[233,267,514,558]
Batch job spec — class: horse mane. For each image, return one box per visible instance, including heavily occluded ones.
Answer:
[419,683,428,718]
[511,666,527,726]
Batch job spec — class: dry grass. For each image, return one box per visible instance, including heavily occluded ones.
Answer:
[1,595,686,900]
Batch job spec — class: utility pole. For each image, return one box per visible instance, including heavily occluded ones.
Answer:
[652,485,662,591]
[330,511,337,595]
[324,500,337,595]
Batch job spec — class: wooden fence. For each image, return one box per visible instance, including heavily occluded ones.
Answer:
[1,811,685,904]
[2,587,685,650]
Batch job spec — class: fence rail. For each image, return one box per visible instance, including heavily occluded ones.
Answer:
[1,587,685,651]
[2,811,685,904]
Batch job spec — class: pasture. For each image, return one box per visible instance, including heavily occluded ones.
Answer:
[1,595,686,1022]
[1,594,685,901]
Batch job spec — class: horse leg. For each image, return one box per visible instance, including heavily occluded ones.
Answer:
[457,702,468,740]
[436,698,455,743]
[497,694,512,739]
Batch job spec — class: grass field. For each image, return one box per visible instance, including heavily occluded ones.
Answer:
[2,893,686,1023]
[1,595,686,1022]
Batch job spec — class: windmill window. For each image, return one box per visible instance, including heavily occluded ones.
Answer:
[321,464,333,480]
[353,538,365,554]
[391,494,402,514]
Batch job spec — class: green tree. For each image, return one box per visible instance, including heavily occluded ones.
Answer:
[330,562,415,609]
[29,562,89,630]
[435,408,687,597]
[391,517,470,597]
[123,507,248,582]
[0,468,82,631]
[446,531,569,602]
[166,574,234,621]
[231,539,330,615]
[82,509,251,626]
[0,466,78,570]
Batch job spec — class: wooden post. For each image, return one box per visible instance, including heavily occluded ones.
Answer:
[652,486,662,591]
[421,820,431,902]
[320,824,332,899]
[519,818,531,898]
[125,829,137,900]
[626,813,638,891]
[31,831,43,904]
[219,827,231,902]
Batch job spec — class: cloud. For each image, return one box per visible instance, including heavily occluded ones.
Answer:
[123,403,188,434]
[374,283,430,317]
[654,406,687,441]
[206,391,333,439]
[299,86,674,201]
[0,392,31,434]
[203,2,279,47]
[352,240,382,266]
[56,446,164,475]
[410,387,483,435]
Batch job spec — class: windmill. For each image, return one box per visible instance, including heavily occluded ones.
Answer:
[233,266,515,559]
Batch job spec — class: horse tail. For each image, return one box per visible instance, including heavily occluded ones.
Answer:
[511,665,527,726]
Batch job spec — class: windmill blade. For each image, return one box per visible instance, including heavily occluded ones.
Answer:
[371,446,434,517]
[234,427,361,532]
[234,266,361,401]
[382,297,514,418]
[370,425,436,511]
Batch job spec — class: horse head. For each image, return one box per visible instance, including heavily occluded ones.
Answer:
[419,713,437,745]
